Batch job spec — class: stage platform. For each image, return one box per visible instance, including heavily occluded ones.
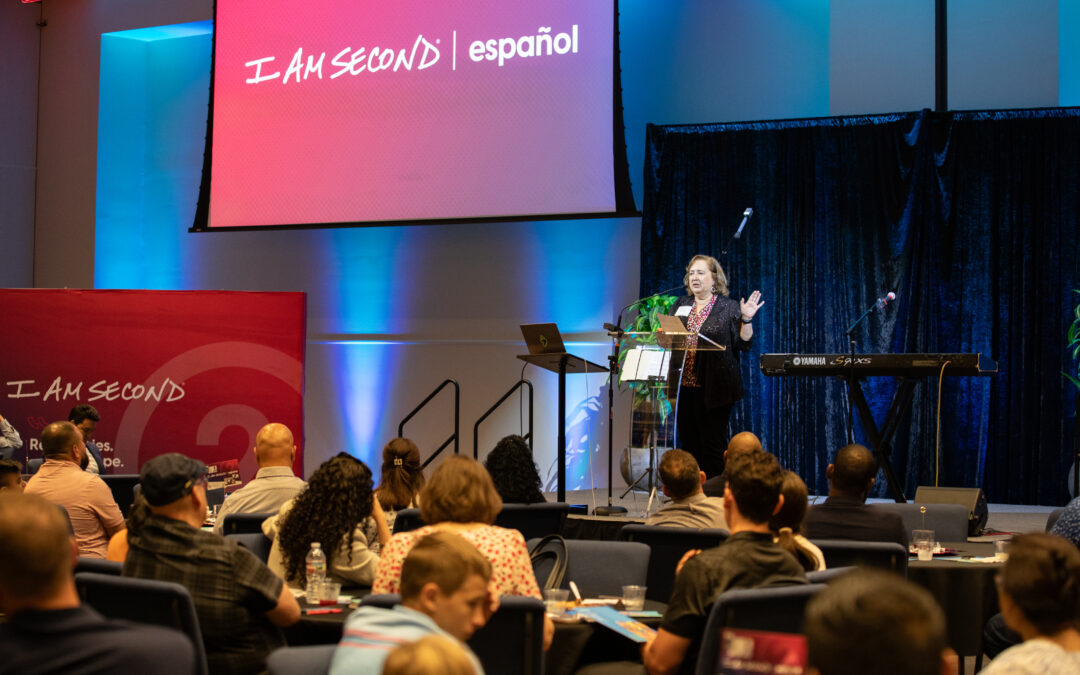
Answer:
[551,489,1062,536]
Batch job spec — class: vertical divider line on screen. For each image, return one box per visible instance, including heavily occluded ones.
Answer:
[452,30,456,70]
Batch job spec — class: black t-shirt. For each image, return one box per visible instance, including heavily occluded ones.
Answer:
[661,530,807,675]
[0,605,196,675]
[803,495,910,548]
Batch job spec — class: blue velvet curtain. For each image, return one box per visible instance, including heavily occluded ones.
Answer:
[640,108,1080,505]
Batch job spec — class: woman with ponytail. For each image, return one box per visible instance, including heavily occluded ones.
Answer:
[769,470,825,572]
[375,438,425,531]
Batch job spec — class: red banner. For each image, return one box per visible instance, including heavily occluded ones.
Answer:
[1,290,305,481]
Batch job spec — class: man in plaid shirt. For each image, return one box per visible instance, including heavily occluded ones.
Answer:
[124,453,300,675]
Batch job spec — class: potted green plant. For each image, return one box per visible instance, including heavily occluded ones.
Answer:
[617,294,678,482]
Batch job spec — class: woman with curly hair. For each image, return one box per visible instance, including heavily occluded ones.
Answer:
[263,453,390,587]
[375,437,425,531]
[483,435,546,504]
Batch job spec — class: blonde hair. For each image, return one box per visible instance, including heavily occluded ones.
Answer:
[419,456,502,525]
[683,254,729,297]
[382,635,477,675]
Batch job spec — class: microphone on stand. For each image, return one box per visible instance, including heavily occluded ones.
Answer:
[722,207,755,254]
[733,208,753,239]
[875,291,897,309]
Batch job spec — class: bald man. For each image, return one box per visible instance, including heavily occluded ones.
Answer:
[213,423,306,534]
[803,444,908,548]
[702,431,762,498]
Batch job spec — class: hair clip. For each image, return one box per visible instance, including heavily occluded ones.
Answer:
[393,458,403,466]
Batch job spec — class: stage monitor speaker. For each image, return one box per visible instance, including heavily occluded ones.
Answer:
[914,486,988,536]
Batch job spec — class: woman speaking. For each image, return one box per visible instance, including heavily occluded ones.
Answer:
[665,254,763,477]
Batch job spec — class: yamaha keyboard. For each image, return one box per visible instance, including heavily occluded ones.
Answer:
[760,353,997,378]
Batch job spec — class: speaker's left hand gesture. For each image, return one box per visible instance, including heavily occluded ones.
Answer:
[740,290,764,321]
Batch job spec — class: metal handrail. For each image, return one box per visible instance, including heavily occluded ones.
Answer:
[398,379,460,468]
[472,379,534,459]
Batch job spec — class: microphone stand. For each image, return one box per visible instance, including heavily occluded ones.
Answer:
[595,323,628,515]
[844,295,893,445]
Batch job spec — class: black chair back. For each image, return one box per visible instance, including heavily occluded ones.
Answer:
[220,512,276,535]
[527,537,650,598]
[805,566,856,584]
[101,474,140,516]
[27,458,43,474]
[494,502,571,540]
[810,540,908,576]
[267,645,335,675]
[360,594,544,675]
[873,502,970,542]
[694,583,825,675]
[392,508,424,533]
[620,524,729,602]
[226,532,273,563]
[75,556,123,575]
[75,571,209,675]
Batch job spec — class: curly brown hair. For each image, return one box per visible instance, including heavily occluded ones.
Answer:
[376,438,425,511]
[484,435,545,504]
[278,454,374,585]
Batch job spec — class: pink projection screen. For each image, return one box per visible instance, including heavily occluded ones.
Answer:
[198,0,632,229]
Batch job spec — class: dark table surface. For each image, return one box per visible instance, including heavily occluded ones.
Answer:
[286,589,664,675]
[907,540,1002,656]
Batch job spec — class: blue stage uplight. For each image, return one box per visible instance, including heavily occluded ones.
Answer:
[96,21,212,290]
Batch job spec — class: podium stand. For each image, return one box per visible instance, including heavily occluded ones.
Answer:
[517,351,606,502]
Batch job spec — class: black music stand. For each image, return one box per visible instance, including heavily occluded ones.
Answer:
[517,351,606,502]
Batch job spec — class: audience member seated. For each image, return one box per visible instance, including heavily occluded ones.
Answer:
[382,634,480,675]
[329,532,491,674]
[771,470,825,571]
[983,497,1080,660]
[0,458,26,492]
[376,437,426,531]
[1050,496,1080,548]
[212,423,305,535]
[124,453,300,675]
[701,431,761,498]
[642,449,807,675]
[483,434,546,504]
[106,493,150,562]
[26,421,124,558]
[0,492,196,675]
[373,455,553,648]
[0,411,23,458]
[979,533,1080,674]
[804,568,955,675]
[263,453,390,588]
[68,403,108,475]
[645,449,728,529]
[804,444,908,549]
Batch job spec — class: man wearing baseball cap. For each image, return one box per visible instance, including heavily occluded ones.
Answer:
[124,453,300,675]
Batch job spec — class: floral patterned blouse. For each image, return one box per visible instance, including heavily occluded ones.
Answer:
[681,295,717,387]
[372,524,541,599]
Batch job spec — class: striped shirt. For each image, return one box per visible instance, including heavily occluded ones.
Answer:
[329,605,483,675]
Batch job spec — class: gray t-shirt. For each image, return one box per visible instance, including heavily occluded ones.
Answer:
[646,492,728,530]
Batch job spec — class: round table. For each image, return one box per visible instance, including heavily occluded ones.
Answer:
[907,541,1002,657]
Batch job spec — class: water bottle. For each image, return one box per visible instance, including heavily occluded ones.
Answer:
[305,542,327,602]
